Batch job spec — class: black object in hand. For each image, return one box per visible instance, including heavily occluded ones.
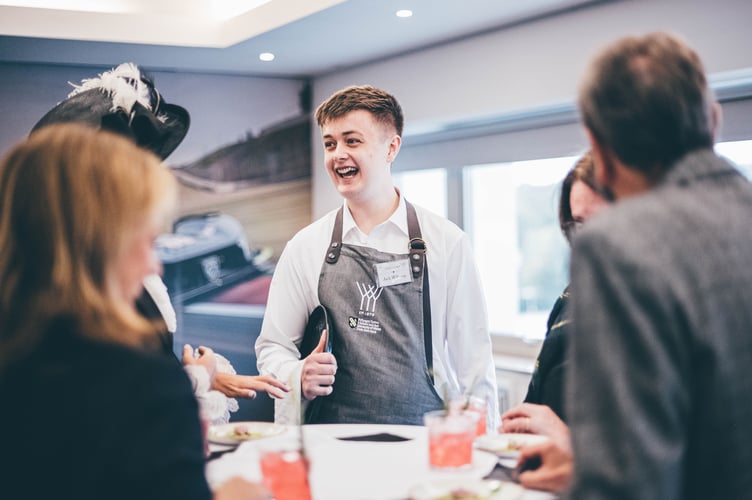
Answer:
[302,305,333,424]
[300,305,332,357]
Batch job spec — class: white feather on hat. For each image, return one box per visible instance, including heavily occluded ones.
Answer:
[31,62,189,159]
[68,63,166,123]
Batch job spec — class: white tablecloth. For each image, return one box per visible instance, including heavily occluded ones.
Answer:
[206,423,556,500]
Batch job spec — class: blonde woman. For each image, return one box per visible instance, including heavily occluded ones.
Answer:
[0,124,268,500]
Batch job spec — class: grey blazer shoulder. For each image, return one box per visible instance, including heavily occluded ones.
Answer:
[565,149,752,500]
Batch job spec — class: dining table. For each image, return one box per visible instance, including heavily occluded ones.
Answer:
[205,422,558,500]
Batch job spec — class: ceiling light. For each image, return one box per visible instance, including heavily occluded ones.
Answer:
[259,52,275,62]
[395,9,413,18]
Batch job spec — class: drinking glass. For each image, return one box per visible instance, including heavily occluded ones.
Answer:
[450,395,488,436]
[259,445,312,500]
[424,409,477,469]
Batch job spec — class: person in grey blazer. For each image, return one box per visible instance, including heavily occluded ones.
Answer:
[564,32,752,500]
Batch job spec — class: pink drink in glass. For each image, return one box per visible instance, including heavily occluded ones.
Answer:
[425,410,476,469]
[466,397,487,436]
[449,396,488,436]
[260,449,312,500]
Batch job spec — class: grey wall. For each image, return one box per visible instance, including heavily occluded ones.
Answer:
[310,0,752,218]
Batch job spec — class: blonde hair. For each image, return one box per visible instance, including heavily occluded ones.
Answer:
[0,123,177,365]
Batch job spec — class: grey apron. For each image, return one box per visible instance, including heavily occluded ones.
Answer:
[308,201,444,425]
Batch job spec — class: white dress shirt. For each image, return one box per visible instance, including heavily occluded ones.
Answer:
[256,196,500,429]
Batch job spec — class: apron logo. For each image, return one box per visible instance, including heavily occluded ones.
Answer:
[348,317,358,328]
[356,281,383,312]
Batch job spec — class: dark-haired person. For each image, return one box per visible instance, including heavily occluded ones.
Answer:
[499,152,609,493]
[0,124,268,500]
[567,32,752,500]
[516,152,609,422]
[256,85,499,428]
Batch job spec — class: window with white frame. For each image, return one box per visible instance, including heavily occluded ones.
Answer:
[465,156,576,340]
[391,139,752,341]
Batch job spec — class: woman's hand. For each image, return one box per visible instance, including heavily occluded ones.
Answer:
[500,402,568,438]
[182,344,217,382]
[211,372,290,399]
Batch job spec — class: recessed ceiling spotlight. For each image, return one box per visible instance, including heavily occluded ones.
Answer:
[259,52,275,62]
[396,9,413,18]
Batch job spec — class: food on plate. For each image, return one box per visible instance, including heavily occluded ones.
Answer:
[474,433,549,457]
[437,488,485,499]
[207,421,286,445]
[496,438,524,452]
[409,479,504,500]
[229,424,265,440]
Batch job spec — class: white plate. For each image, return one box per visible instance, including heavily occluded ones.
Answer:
[409,478,523,500]
[207,421,286,446]
[474,433,549,459]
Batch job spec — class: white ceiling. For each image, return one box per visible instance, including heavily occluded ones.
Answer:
[0,0,605,78]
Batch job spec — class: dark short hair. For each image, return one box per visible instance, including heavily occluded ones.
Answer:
[559,151,611,242]
[578,32,714,175]
[315,85,404,136]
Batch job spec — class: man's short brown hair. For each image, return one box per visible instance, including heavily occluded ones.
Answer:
[315,85,404,136]
[578,32,714,175]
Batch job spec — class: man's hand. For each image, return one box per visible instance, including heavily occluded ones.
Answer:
[516,438,573,493]
[211,372,290,399]
[301,331,337,400]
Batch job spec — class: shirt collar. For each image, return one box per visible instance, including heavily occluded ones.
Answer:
[342,192,409,238]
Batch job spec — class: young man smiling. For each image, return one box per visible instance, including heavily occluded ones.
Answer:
[256,85,499,428]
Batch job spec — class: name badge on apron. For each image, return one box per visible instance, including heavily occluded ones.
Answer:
[375,259,413,287]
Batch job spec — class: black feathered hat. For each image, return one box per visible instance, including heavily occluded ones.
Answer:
[31,63,189,160]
